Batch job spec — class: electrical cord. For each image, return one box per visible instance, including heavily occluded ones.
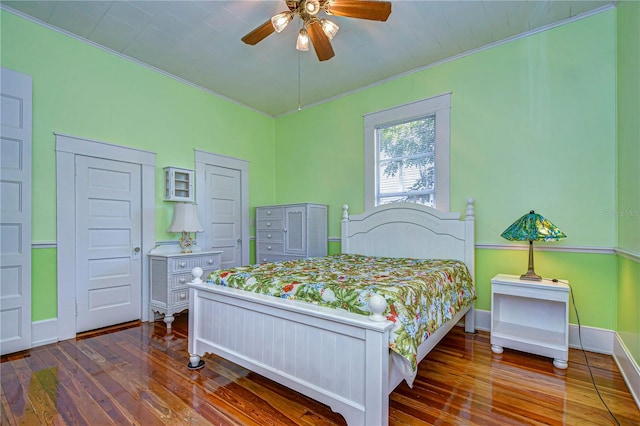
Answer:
[551,278,621,426]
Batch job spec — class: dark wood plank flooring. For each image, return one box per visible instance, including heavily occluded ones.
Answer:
[2,313,639,425]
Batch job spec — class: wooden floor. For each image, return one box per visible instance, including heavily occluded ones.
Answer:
[2,314,639,425]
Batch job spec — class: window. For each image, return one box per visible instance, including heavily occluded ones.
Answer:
[364,93,451,211]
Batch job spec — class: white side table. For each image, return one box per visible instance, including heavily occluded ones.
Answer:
[149,250,222,331]
[490,274,569,369]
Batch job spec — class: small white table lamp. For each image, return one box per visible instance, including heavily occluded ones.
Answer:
[168,202,204,253]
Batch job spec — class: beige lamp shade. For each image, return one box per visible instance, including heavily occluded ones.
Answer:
[168,202,203,233]
[168,202,203,253]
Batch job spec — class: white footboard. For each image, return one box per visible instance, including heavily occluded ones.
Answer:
[188,281,394,426]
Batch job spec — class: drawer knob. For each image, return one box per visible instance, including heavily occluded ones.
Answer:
[179,277,186,283]
[266,222,271,227]
[207,259,214,264]
[267,211,272,215]
[262,258,267,262]
[267,246,272,250]
[180,292,186,300]
[267,234,272,238]
[180,262,186,268]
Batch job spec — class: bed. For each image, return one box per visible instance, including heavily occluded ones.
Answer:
[187,199,476,426]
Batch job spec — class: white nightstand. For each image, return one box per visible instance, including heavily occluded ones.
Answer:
[149,250,222,331]
[490,274,569,369]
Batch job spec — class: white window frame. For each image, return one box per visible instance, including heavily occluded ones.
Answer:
[364,93,451,211]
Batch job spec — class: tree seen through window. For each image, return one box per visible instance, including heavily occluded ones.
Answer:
[377,115,436,206]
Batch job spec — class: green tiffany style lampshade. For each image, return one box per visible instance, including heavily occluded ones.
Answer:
[501,210,567,281]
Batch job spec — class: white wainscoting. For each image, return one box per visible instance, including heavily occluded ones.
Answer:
[31,318,58,348]
[614,334,640,409]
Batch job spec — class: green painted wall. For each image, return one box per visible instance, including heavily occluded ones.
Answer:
[275,11,618,329]
[2,6,634,342]
[1,10,276,320]
[616,0,640,364]
[476,249,617,329]
[31,248,57,321]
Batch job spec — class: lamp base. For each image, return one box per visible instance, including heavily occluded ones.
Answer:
[520,240,542,281]
[179,232,194,253]
[520,271,542,281]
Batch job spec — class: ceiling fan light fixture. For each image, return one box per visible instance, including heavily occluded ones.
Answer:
[271,12,293,33]
[296,28,310,51]
[321,19,339,40]
[304,0,321,16]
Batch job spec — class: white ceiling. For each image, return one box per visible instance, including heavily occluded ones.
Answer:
[3,1,614,117]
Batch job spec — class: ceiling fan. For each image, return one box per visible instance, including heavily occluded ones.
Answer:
[241,0,392,62]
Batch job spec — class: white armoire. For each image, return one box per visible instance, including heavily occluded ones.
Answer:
[255,203,327,263]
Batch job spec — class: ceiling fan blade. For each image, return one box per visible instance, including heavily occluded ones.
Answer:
[326,0,392,21]
[241,19,276,45]
[308,20,335,61]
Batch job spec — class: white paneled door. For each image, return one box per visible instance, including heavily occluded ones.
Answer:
[0,68,32,355]
[75,156,142,333]
[205,165,242,270]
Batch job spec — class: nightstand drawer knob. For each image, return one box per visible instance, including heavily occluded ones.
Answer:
[180,292,186,300]
[267,211,272,215]
[179,277,186,283]
[267,234,272,238]
[179,262,186,268]
[267,246,272,250]
[207,259,214,265]
[266,222,271,227]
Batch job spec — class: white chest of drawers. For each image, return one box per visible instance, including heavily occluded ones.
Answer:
[256,203,327,263]
[149,250,221,330]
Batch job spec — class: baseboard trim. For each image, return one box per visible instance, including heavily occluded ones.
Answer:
[613,333,640,410]
[31,318,59,348]
[471,308,639,408]
[471,308,614,354]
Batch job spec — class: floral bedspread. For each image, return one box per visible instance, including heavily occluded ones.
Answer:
[206,254,475,382]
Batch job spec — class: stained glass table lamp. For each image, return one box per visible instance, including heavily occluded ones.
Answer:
[501,210,567,281]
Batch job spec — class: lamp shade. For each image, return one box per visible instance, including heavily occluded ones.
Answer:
[501,210,566,281]
[501,210,566,242]
[167,202,203,233]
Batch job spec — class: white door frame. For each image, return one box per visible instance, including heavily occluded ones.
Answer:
[56,133,155,341]
[195,150,250,266]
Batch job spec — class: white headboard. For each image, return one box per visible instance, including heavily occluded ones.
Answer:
[341,199,475,279]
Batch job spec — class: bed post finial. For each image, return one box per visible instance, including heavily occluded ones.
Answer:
[465,198,475,220]
[191,267,204,284]
[342,204,349,220]
[368,294,388,322]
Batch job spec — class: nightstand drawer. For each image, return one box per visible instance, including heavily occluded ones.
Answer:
[198,254,220,269]
[168,253,220,272]
[171,288,189,304]
[170,272,192,289]
[149,250,222,331]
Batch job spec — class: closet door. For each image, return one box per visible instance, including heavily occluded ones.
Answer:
[0,68,32,355]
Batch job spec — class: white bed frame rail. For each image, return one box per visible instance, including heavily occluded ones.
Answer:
[187,199,476,426]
